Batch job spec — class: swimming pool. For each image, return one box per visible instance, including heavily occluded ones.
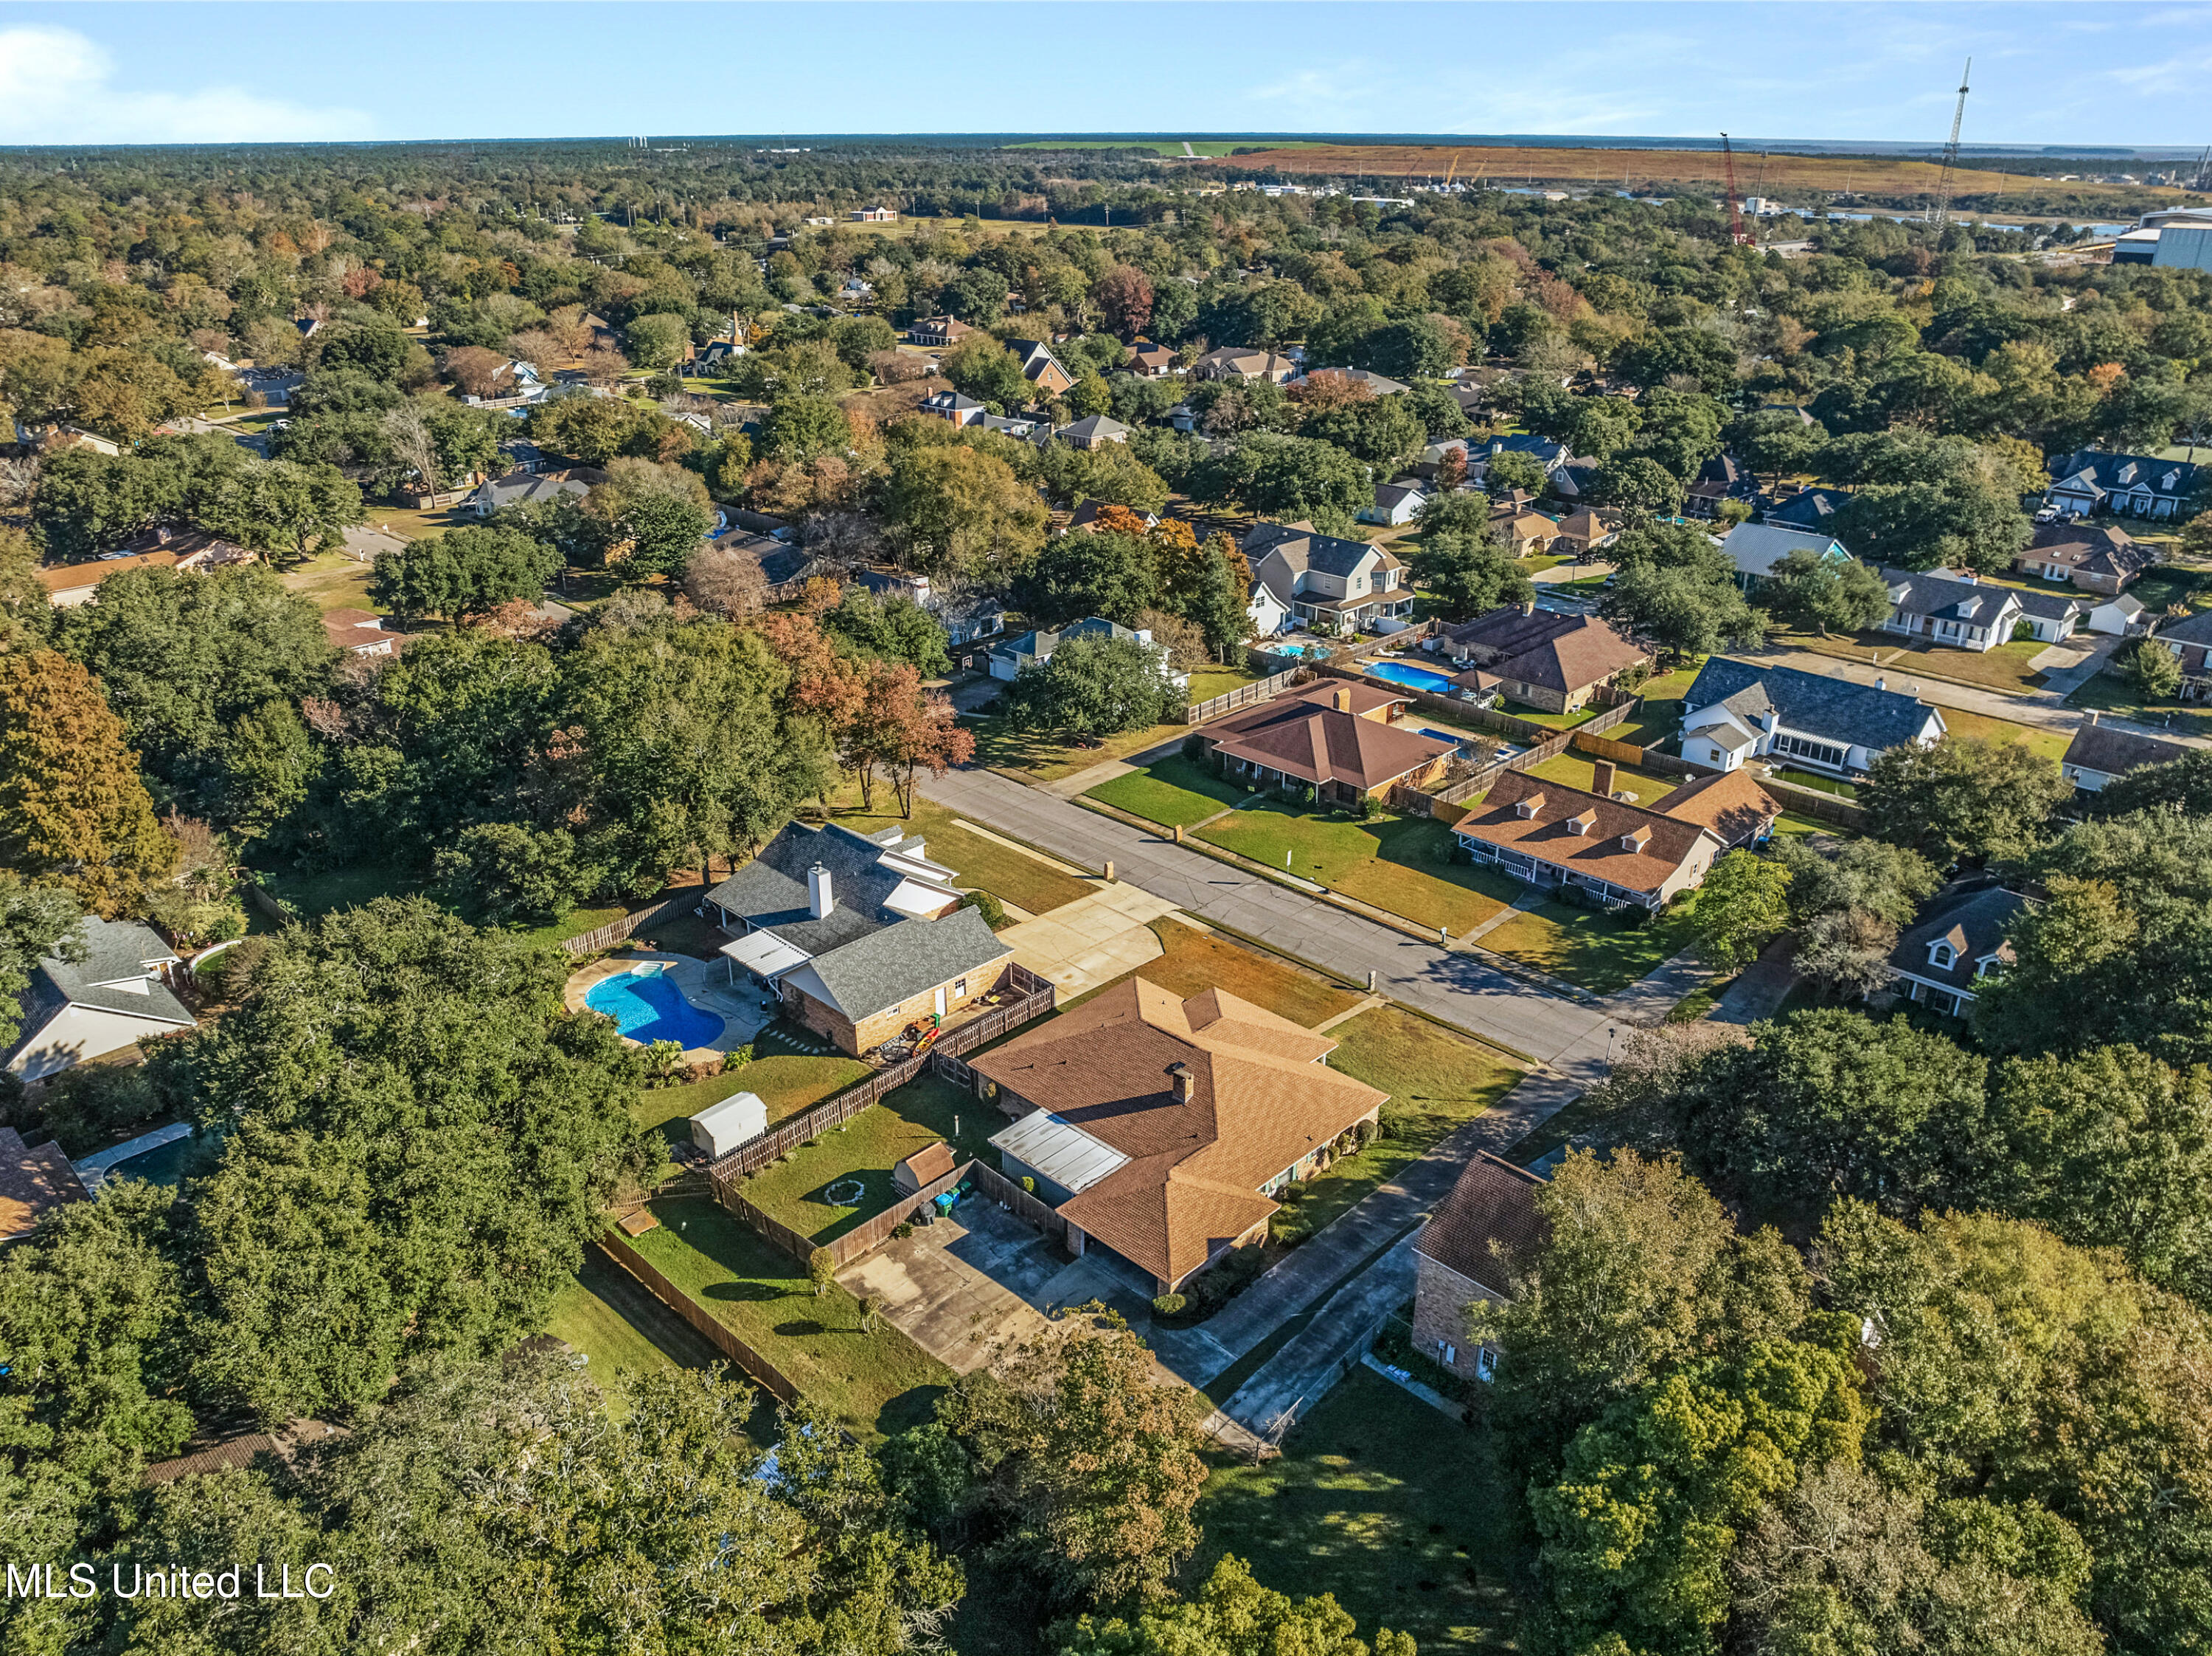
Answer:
[585,967,726,1048]
[1363,658,1460,695]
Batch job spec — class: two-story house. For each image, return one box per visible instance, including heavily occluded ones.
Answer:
[1411,1152,1548,1381]
[1004,339,1076,397]
[2045,450,2199,521]
[919,389,987,427]
[1430,604,1650,715]
[2146,609,2212,702]
[1680,658,1946,778]
[1242,521,1412,633]
[1192,346,1296,384]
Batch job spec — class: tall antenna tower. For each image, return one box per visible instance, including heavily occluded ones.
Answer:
[1719,133,1750,246]
[1930,59,1972,229]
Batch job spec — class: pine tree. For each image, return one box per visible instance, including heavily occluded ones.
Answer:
[0,650,178,916]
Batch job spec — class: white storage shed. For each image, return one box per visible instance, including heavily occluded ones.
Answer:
[690,1091,768,1160]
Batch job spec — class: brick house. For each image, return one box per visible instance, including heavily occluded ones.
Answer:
[905,316,976,347]
[2142,610,2212,702]
[1200,681,1457,802]
[973,980,1386,1295]
[1432,604,1649,715]
[1450,765,1753,911]
[704,822,1013,1057]
[1411,1152,1548,1380]
[2014,521,2155,596]
[1192,346,1297,384]
[1004,339,1077,397]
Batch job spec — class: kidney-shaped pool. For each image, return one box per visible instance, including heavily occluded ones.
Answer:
[585,967,726,1048]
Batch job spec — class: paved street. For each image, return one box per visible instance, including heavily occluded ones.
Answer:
[919,765,1611,1074]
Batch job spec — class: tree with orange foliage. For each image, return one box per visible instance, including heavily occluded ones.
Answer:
[1284,369,1372,411]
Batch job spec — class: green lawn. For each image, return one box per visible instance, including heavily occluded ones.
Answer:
[1480,891,1695,994]
[537,1245,736,1421]
[633,1054,871,1180]
[1066,916,1362,1029]
[1085,752,1251,828]
[1523,752,1680,807]
[1191,1365,1520,1656]
[1781,627,2050,695]
[1197,802,1524,936]
[251,864,419,925]
[1607,662,1703,749]
[1936,707,2069,765]
[1501,699,1608,730]
[2124,566,2208,616]
[1772,768,1858,798]
[512,902,628,949]
[731,1074,999,1245]
[1770,810,1834,841]
[1272,1006,1522,1248]
[832,799,1093,915]
[968,713,1190,784]
[2066,667,2212,741]
[625,1196,954,1440]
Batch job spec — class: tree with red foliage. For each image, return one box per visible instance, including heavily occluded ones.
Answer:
[1092,265,1155,339]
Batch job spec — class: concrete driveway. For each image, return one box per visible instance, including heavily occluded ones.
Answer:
[996,883,1180,998]
[841,1198,1154,1375]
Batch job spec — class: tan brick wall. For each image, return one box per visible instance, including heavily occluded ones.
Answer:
[790,958,1012,1057]
[1411,1250,1504,1377]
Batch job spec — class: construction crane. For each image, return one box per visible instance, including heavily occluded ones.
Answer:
[1930,58,1972,229]
[1443,150,1464,189]
[2192,146,2212,195]
[1720,133,1750,246]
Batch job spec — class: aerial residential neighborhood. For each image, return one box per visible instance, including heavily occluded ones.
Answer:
[4,13,2212,1654]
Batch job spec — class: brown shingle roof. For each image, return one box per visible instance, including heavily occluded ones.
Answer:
[1655,769,1781,849]
[2022,521,2151,582]
[1206,685,1454,790]
[1444,611,1647,697]
[0,1127,86,1242]
[1455,770,1717,897]
[972,980,1385,1286]
[1414,1152,1548,1299]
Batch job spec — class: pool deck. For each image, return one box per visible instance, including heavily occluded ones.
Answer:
[74,1120,194,1193]
[564,950,773,1064]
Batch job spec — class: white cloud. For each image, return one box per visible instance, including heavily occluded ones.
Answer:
[0,25,374,144]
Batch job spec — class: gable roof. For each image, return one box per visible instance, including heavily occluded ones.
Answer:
[2157,608,2212,648]
[2021,521,2154,582]
[1414,1152,1548,1300]
[974,979,1386,1285]
[0,1127,88,1243]
[1653,768,1781,848]
[705,821,962,957]
[1454,770,1717,897]
[993,615,1144,662]
[783,906,1010,1023]
[1683,658,1941,754]
[2048,449,2198,502]
[2062,722,2195,779]
[1720,521,1848,579]
[1879,566,2023,627]
[1242,521,1385,579]
[1208,683,1450,790]
[1767,486,1851,529]
[1889,882,2031,992]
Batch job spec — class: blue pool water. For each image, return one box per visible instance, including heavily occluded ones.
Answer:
[1363,658,1460,695]
[585,969,726,1048]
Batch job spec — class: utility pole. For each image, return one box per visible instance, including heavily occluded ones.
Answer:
[1930,58,1972,230]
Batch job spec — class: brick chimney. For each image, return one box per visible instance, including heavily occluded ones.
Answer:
[1591,759,1617,798]
[807,863,834,919]
[1332,686,1352,712]
[1168,1062,1195,1102]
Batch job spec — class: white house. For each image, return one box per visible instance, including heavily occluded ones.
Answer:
[1874,567,2026,653]
[1242,522,1412,633]
[4,919,195,1082]
[1359,480,1428,527]
[1719,522,1849,590]
[987,616,1186,688]
[1680,658,1945,778]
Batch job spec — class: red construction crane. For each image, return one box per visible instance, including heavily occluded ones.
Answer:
[1720,133,1750,246]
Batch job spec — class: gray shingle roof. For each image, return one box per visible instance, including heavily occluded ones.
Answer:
[1888,883,2031,993]
[792,907,1010,1021]
[1242,521,1381,579]
[1767,487,1850,529]
[2048,449,2198,503]
[1684,657,1939,753]
[705,821,916,957]
[1879,566,2023,626]
[4,919,192,1070]
[2062,723,2194,779]
[2156,610,2212,648]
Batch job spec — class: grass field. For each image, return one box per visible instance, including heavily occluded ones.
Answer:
[1191,1365,1520,1656]
[1523,752,1680,806]
[1107,916,1361,1029]
[1004,138,1337,156]
[2066,668,2212,740]
[1271,1006,1521,1247]
[1607,663,1703,749]
[538,1245,730,1417]
[1197,802,1524,936]
[970,714,1186,783]
[278,549,380,614]
[633,1055,870,1180]
[1938,707,2070,765]
[1481,892,1696,994]
[732,1074,999,1245]
[625,1196,953,1440]
[832,798,1092,915]
[251,864,418,925]
[1085,752,1250,827]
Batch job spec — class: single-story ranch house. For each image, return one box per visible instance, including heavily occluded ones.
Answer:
[1680,658,1945,778]
[1200,681,1458,803]
[1430,604,1649,714]
[2061,717,2194,793]
[2014,521,2154,596]
[973,979,1386,1295]
[2044,450,2198,522]
[4,918,195,1082]
[704,822,1015,1057]
[1411,1151,1548,1380]
[1451,763,1776,911]
[988,615,1187,689]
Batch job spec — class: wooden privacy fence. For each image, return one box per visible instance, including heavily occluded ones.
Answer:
[1186,668,1304,724]
[967,1160,1069,1245]
[724,1158,976,1270]
[703,965,1055,1184]
[1755,776,1869,829]
[594,1234,799,1403]
[562,893,698,956]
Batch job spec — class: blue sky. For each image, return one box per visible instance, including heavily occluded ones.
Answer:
[2,3,2209,148]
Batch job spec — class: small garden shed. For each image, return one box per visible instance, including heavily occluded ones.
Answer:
[690,1091,768,1160]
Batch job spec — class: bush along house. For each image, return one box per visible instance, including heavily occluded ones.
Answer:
[703,822,1014,1057]
[972,980,1386,1297]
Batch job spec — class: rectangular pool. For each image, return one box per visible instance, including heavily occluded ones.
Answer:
[1362,658,1460,695]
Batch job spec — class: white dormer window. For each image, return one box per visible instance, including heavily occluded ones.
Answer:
[1927,942,1955,969]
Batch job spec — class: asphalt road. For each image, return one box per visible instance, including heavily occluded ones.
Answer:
[919,765,1610,1074]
